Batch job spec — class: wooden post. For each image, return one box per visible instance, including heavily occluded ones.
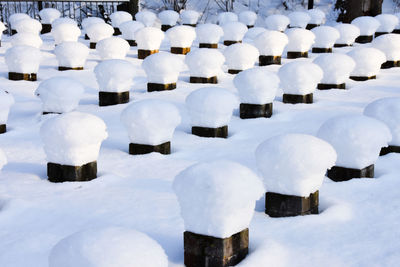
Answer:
[308,0,314,9]
[38,1,43,11]
[128,0,139,17]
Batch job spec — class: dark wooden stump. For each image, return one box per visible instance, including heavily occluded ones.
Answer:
[8,72,37,81]
[138,49,159,59]
[85,34,89,40]
[183,23,196,27]
[127,39,137,46]
[190,76,218,84]
[113,27,121,35]
[259,55,281,66]
[228,69,242,74]
[192,125,228,138]
[129,141,171,155]
[199,43,218,49]
[374,32,388,38]
[90,42,96,49]
[350,75,376,81]
[161,24,172,31]
[0,124,6,134]
[380,145,400,156]
[265,191,319,217]
[224,40,241,46]
[312,47,332,53]
[171,47,191,55]
[247,25,254,29]
[287,51,308,59]
[306,23,319,30]
[99,91,129,106]
[47,161,97,182]
[42,111,62,115]
[283,93,313,104]
[381,61,400,69]
[58,66,84,71]
[317,83,346,90]
[327,164,374,182]
[355,35,373,44]
[184,229,248,267]
[334,43,351,48]
[11,29,17,35]
[41,23,52,34]
[392,29,400,34]
[147,82,176,92]
[240,103,272,119]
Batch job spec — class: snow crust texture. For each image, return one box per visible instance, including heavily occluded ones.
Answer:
[94,59,135,93]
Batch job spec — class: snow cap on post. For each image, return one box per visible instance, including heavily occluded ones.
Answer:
[14,18,42,35]
[351,16,380,36]
[39,8,61,24]
[54,41,89,69]
[307,9,326,25]
[94,59,135,93]
[166,25,196,47]
[286,28,315,52]
[347,47,386,77]
[135,27,165,50]
[135,10,157,27]
[239,11,257,27]
[96,37,130,60]
[180,10,200,25]
[185,49,225,78]
[223,43,259,72]
[51,23,81,45]
[254,30,288,56]
[218,12,239,25]
[265,14,290,32]
[11,33,43,48]
[86,23,114,43]
[9,13,30,30]
[311,26,340,48]
[5,45,41,74]
[51,17,77,28]
[313,53,356,84]
[119,20,145,41]
[288,11,311,28]
[375,14,399,33]
[372,34,400,61]
[158,10,180,26]
[81,17,104,30]
[244,27,267,40]
[0,90,15,125]
[334,24,360,46]
[142,52,183,84]
[195,23,223,44]
[110,11,132,28]
[222,22,248,42]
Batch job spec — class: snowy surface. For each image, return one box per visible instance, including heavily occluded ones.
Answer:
[10,33,43,49]
[54,42,89,68]
[317,115,391,169]
[51,24,81,45]
[223,43,259,70]
[158,10,179,26]
[372,34,400,61]
[239,11,257,26]
[180,10,200,25]
[347,47,386,77]
[166,26,196,48]
[121,99,181,145]
[185,48,225,78]
[265,14,290,32]
[94,59,135,93]
[256,133,336,197]
[307,9,326,25]
[218,12,239,25]
[5,45,41,73]
[254,30,288,56]
[40,112,107,166]
[334,23,360,45]
[313,53,356,84]
[173,160,263,238]
[222,21,248,41]
[0,89,14,124]
[119,21,144,41]
[311,26,340,48]
[86,23,114,43]
[135,27,165,50]
[39,8,61,24]
[109,11,132,28]
[48,227,168,267]
[351,16,380,35]
[288,11,311,28]
[375,14,399,32]
[14,19,42,35]
[142,52,183,84]
[195,23,223,44]
[285,28,315,52]
[96,37,130,60]
[9,13,30,29]
[135,11,157,27]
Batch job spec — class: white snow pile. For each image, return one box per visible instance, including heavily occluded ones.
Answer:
[0,22,5,38]
[244,27,267,41]
[166,25,196,47]
[254,30,288,56]
[233,67,279,104]
[135,27,165,50]
[35,77,84,113]
[121,99,181,146]
[0,90,15,125]
[142,52,184,84]
[51,17,77,28]
[372,34,400,61]
[375,14,399,33]
[255,134,336,197]
[86,23,114,43]
[218,12,239,25]
[10,33,43,48]
[317,115,391,169]
[288,11,311,28]
[40,111,107,166]
[307,9,326,25]
[347,47,386,77]
[265,14,290,32]
[119,20,144,41]
[180,10,200,25]
[0,148,7,171]
[54,42,90,68]
[351,16,380,36]
[278,61,323,95]
[135,10,157,27]
[311,26,340,48]
[39,8,61,24]
[285,28,315,52]
[51,23,81,45]
[81,17,104,31]
[13,18,42,35]
[96,37,130,60]
[5,45,41,73]
[312,53,356,84]
[173,160,263,238]
[334,24,360,45]
[158,10,179,26]
[195,23,223,44]
[223,43,259,71]
[48,227,168,267]
[110,11,132,28]
[185,49,225,78]
[222,22,248,41]
[185,87,238,128]
[239,11,257,26]
[9,13,30,30]
[94,59,135,93]
[364,97,400,146]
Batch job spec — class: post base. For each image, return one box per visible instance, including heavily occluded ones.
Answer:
[58,66,84,71]
[99,91,129,106]
[334,43,351,48]
[317,83,346,90]
[190,76,218,84]
[228,69,242,74]
[287,51,308,59]
[374,32,388,38]
[85,34,89,40]
[223,40,241,46]
[327,164,374,182]
[355,35,373,44]
[381,61,400,69]
[183,23,196,27]
[127,40,137,46]
[350,75,376,81]
[240,103,272,119]
[41,23,52,34]
[161,24,173,31]
[392,29,400,34]
[283,93,313,104]
[312,47,332,53]
[47,161,97,183]
[129,141,171,155]
[192,126,228,138]
[259,55,281,66]
[138,49,159,59]
[265,191,319,217]
[113,27,121,35]
[43,111,62,115]
[380,145,400,156]
[0,124,6,134]
[171,47,191,55]
[306,23,319,30]
[90,42,96,49]
[9,72,37,81]
[147,82,176,92]
[199,43,218,49]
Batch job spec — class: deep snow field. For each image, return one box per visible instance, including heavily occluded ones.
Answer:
[2,21,400,267]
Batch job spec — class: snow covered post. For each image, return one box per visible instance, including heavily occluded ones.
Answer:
[49,227,168,267]
[364,98,400,155]
[222,22,248,46]
[142,52,183,92]
[306,9,325,30]
[158,10,179,31]
[372,34,400,69]
[286,28,315,59]
[0,90,14,134]
[218,12,238,26]
[173,160,263,267]
[317,115,391,181]
[288,11,311,29]
[223,43,259,74]
[254,30,288,65]
[185,49,225,84]
[9,13,30,35]
[40,112,107,182]
[233,67,279,119]
[110,11,132,36]
[5,45,41,81]
[94,59,135,106]
[278,61,323,104]
[196,24,223,48]
[96,37,130,60]
[119,21,144,46]
[180,10,200,27]
[121,99,181,155]
[311,26,340,53]
[135,27,164,59]
[243,27,267,41]
[10,33,43,48]
[313,53,355,90]
[54,42,89,71]
[135,10,157,27]
[82,17,104,40]
[166,25,196,55]
[186,87,237,138]
[265,14,290,32]
[35,77,84,115]
[52,18,77,29]
[239,11,257,28]
[334,24,360,47]
[351,16,380,44]
[13,18,42,35]
[51,23,81,46]
[256,134,336,217]
[86,23,114,49]
[374,14,398,38]
[38,8,61,34]
[347,47,386,81]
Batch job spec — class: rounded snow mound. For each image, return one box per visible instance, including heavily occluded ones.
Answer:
[278,61,323,95]
[239,11,257,26]
[185,87,238,128]
[40,112,108,166]
[48,227,168,267]
[254,30,288,56]
[5,45,41,73]
[135,10,157,27]
[119,20,144,40]
[311,26,340,48]
[121,99,181,145]
[372,34,400,61]
[14,18,42,34]
[265,14,290,32]
[218,12,239,25]
[86,23,114,43]
[9,13,30,29]
[195,23,223,44]
[313,53,355,84]
[285,28,315,52]
[11,32,43,48]
[224,43,259,70]
[222,21,248,41]
[51,23,81,45]
[0,148,7,171]
[0,21,6,35]
[351,16,380,35]
[334,23,360,45]
[234,67,279,104]
[110,11,132,28]
[244,27,267,40]
[135,27,165,50]
[96,37,130,60]
[347,47,386,77]
[173,160,264,238]
[317,115,391,169]
[39,8,61,24]
[185,49,225,78]
[35,77,84,113]
[94,59,135,93]
[158,10,179,26]
[54,41,89,68]
[375,14,398,33]
[81,17,104,30]
[256,134,336,197]
[166,25,196,47]
[288,11,311,28]
[180,10,200,25]
[142,52,184,84]
[307,9,325,25]
[0,90,15,125]
[51,17,77,28]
